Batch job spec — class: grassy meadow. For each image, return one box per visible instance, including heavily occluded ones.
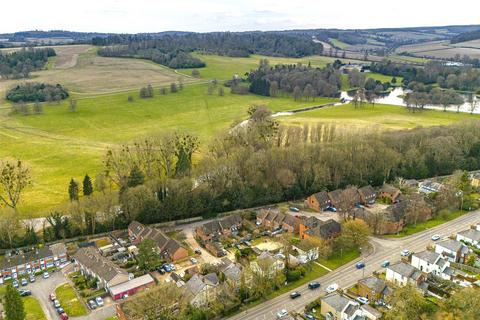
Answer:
[0,45,477,217]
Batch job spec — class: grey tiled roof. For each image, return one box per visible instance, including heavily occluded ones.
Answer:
[358,276,387,293]
[388,262,416,278]
[74,247,128,283]
[413,250,440,265]
[0,247,53,270]
[322,292,352,312]
[437,239,465,253]
[458,229,480,242]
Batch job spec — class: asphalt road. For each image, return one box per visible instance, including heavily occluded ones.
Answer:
[228,210,480,320]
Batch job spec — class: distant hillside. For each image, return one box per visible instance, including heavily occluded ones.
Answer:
[451,29,480,44]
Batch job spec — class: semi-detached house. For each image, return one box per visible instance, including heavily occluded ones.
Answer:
[456,228,480,246]
[434,239,469,263]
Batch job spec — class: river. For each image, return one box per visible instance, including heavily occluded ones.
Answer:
[340,87,480,114]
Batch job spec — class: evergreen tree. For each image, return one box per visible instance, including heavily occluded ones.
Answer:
[127,165,145,188]
[4,284,25,320]
[82,174,93,196]
[68,178,79,201]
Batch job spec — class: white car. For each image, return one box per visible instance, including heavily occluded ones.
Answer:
[95,296,104,307]
[400,249,410,257]
[190,258,198,264]
[431,234,441,241]
[276,309,289,319]
[356,297,369,304]
[325,283,339,293]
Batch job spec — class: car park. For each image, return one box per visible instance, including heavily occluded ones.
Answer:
[53,299,61,308]
[43,271,50,279]
[431,234,441,241]
[400,249,410,257]
[308,281,320,289]
[190,257,198,264]
[21,278,28,286]
[95,296,104,307]
[12,280,19,288]
[356,297,369,304]
[381,260,390,268]
[18,289,31,297]
[290,291,301,299]
[88,300,97,309]
[276,309,289,318]
[325,283,339,293]
[355,262,365,269]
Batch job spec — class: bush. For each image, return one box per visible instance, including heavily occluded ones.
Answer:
[286,269,302,282]
[6,82,68,103]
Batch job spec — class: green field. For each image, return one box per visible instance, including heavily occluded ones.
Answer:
[279,103,480,130]
[55,283,88,317]
[24,296,47,320]
[329,38,350,49]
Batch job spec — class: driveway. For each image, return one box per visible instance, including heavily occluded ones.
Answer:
[183,223,222,265]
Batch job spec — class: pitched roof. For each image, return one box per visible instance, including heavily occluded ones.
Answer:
[282,214,298,227]
[185,273,219,296]
[131,222,185,259]
[50,243,67,257]
[301,216,321,228]
[74,247,128,283]
[381,184,400,196]
[220,214,242,229]
[387,261,417,278]
[358,276,387,294]
[313,191,330,204]
[0,247,53,270]
[413,250,441,265]
[306,219,341,239]
[204,273,219,286]
[358,185,376,199]
[437,239,466,253]
[322,292,353,313]
[109,274,154,296]
[328,189,343,204]
[128,221,145,238]
[458,229,480,242]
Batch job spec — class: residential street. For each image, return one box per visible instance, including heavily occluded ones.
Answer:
[227,210,480,320]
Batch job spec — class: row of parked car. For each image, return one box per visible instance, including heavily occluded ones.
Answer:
[88,296,105,310]
[157,263,177,274]
[49,293,68,320]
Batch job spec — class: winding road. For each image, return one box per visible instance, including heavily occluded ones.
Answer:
[227,210,480,320]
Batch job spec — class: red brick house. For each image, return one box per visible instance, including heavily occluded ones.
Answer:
[305,191,331,212]
[299,217,341,240]
[358,185,377,206]
[380,184,402,203]
[195,214,243,243]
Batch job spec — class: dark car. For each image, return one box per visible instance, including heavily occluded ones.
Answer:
[60,313,69,320]
[18,289,31,297]
[356,262,365,269]
[88,300,97,310]
[304,314,317,320]
[56,307,65,314]
[308,281,321,290]
[290,291,301,299]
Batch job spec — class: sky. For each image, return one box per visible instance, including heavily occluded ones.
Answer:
[0,0,479,33]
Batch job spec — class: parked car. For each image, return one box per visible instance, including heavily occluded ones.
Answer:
[56,307,65,314]
[276,309,289,319]
[194,248,202,255]
[290,291,301,299]
[162,264,172,272]
[53,299,61,308]
[157,267,165,275]
[325,206,337,212]
[29,275,35,283]
[169,263,176,271]
[325,283,339,293]
[355,262,365,269]
[60,313,69,320]
[21,278,28,286]
[95,296,104,307]
[431,234,441,241]
[400,249,410,257]
[12,280,19,288]
[289,206,300,212]
[308,281,321,290]
[88,300,97,309]
[190,257,198,264]
[49,293,57,301]
[381,260,390,268]
[304,314,317,320]
[18,289,31,297]
[357,297,369,305]
[43,271,50,279]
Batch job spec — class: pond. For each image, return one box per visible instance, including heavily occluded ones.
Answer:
[340,87,480,114]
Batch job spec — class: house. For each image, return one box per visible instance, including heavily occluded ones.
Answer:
[381,201,408,234]
[358,185,377,205]
[321,292,380,320]
[128,221,188,262]
[195,214,243,243]
[205,242,225,257]
[471,172,480,188]
[184,273,220,306]
[299,217,341,240]
[456,228,480,246]
[328,189,343,209]
[218,257,243,288]
[411,250,451,279]
[109,274,155,300]
[386,262,426,287]
[418,180,443,194]
[250,251,284,276]
[74,247,130,291]
[293,243,320,262]
[0,243,68,280]
[256,210,300,233]
[282,214,300,233]
[380,184,401,203]
[435,239,469,263]
[305,191,332,212]
[357,276,392,301]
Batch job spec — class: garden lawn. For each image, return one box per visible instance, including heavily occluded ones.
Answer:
[279,103,480,130]
[318,248,361,270]
[55,283,88,317]
[23,296,47,320]
[385,210,466,238]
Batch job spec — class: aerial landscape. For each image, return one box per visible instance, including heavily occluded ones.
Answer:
[1,1,480,320]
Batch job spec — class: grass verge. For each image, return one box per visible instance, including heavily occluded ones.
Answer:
[24,296,47,320]
[55,283,88,317]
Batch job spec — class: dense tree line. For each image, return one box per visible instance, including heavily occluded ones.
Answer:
[371,59,480,91]
[6,82,69,103]
[97,33,323,69]
[0,47,55,79]
[403,83,465,112]
[247,60,342,98]
[451,29,480,44]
